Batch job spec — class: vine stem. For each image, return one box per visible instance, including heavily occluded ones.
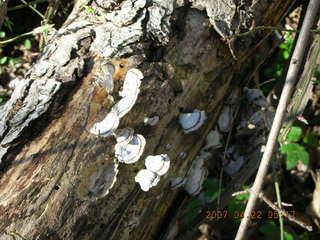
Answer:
[0,25,54,45]
[225,26,320,39]
[234,1,320,239]
[19,0,46,19]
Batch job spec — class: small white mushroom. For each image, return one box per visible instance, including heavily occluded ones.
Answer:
[144,116,160,126]
[145,154,170,176]
[115,134,146,164]
[89,111,120,137]
[179,110,206,133]
[165,144,172,150]
[184,156,208,196]
[178,152,187,159]
[135,169,160,191]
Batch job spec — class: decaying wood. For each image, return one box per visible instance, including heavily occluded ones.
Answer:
[0,0,296,239]
[0,0,8,28]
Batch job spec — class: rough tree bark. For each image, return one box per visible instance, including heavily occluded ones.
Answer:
[0,0,295,239]
[0,0,8,28]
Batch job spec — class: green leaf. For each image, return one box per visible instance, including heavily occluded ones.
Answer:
[276,70,282,77]
[259,221,280,238]
[286,154,299,169]
[186,210,200,223]
[279,43,288,50]
[284,232,295,240]
[235,186,250,201]
[186,199,202,211]
[283,50,290,60]
[228,200,246,213]
[203,178,223,201]
[4,19,14,32]
[281,143,309,169]
[303,133,319,147]
[0,56,8,65]
[86,6,94,13]
[287,126,303,142]
[0,98,3,103]
[300,232,309,240]
[0,31,6,38]
[24,39,32,50]
[8,58,20,66]
[185,199,202,223]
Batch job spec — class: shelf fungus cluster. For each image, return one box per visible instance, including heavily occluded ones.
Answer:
[89,68,143,137]
[135,154,171,191]
[87,66,171,193]
[179,110,206,133]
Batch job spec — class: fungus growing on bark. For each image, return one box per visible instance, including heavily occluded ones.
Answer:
[179,110,206,133]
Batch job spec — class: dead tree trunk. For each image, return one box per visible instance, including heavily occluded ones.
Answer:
[0,0,295,239]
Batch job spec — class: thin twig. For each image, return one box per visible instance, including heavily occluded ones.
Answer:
[272,162,284,240]
[234,1,320,239]
[0,25,54,45]
[260,192,313,232]
[275,181,284,240]
[8,0,49,11]
[225,26,320,39]
[19,0,46,19]
[232,189,313,231]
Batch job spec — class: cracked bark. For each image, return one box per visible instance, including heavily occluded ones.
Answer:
[0,0,295,239]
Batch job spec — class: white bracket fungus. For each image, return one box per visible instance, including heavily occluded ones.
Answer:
[179,110,206,133]
[115,131,146,164]
[89,68,143,137]
[77,158,119,201]
[135,154,171,191]
[217,105,233,132]
[170,177,186,189]
[170,152,209,196]
[114,69,143,118]
[183,155,208,196]
[145,154,170,176]
[202,129,222,150]
[115,127,134,144]
[89,111,120,137]
[135,169,160,192]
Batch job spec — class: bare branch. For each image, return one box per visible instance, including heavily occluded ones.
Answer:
[235,1,320,239]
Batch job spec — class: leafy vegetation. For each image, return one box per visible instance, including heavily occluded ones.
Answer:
[262,32,295,94]
[280,126,319,169]
[185,178,224,223]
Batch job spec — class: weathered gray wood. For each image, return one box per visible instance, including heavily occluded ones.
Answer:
[0,0,295,239]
